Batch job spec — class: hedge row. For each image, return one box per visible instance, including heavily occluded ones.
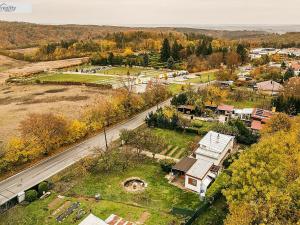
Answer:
[25,181,49,203]
[36,80,112,89]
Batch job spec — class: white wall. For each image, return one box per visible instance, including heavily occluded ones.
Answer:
[185,175,201,193]
[184,175,213,194]
[215,138,234,165]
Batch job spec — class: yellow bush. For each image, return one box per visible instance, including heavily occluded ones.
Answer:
[5,137,27,164]
[68,120,88,142]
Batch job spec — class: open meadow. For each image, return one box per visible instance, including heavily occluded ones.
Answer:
[1,57,89,84]
[185,72,216,84]
[0,84,115,144]
[0,55,28,72]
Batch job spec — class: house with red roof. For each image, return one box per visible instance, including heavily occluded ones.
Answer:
[290,61,300,75]
[217,104,234,123]
[250,108,274,132]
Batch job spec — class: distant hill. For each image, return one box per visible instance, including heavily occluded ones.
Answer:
[0,21,299,49]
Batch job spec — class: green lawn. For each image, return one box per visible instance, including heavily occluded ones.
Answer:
[168,83,185,94]
[191,120,218,135]
[225,96,272,108]
[185,72,216,84]
[101,67,166,77]
[0,161,201,225]
[37,73,116,84]
[150,128,201,159]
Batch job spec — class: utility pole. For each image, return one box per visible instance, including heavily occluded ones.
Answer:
[103,122,108,151]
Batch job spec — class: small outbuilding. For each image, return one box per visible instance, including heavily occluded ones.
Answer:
[177,105,196,114]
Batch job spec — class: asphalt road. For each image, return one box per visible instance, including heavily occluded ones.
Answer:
[0,99,171,205]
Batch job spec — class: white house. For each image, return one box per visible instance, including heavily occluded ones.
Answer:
[234,108,254,122]
[172,131,235,195]
[250,48,280,60]
[279,48,300,57]
[184,158,214,194]
[195,131,235,165]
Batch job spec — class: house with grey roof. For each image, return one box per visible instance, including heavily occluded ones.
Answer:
[172,131,235,195]
[195,131,235,165]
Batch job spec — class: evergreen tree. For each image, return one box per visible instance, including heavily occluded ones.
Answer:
[167,56,175,69]
[108,52,114,65]
[236,44,247,63]
[284,67,295,81]
[186,45,194,56]
[196,40,204,56]
[142,53,149,67]
[171,40,180,61]
[160,38,171,62]
[207,43,213,55]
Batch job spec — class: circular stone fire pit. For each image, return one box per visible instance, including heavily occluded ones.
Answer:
[123,177,147,192]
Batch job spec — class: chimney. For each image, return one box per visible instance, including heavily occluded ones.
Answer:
[216,133,220,143]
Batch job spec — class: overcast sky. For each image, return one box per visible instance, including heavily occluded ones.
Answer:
[0,0,299,26]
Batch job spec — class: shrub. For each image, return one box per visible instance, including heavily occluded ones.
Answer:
[185,127,200,135]
[38,181,48,195]
[160,159,176,173]
[191,120,203,128]
[68,120,88,142]
[25,189,38,202]
[222,152,240,169]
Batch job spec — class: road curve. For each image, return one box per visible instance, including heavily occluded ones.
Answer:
[0,99,171,205]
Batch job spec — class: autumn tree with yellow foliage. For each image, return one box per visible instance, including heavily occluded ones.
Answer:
[261,113,292,135]
[223,116,300,225]
[199,85,228,107]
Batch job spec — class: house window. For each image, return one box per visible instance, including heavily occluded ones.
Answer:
[188,177,197,186]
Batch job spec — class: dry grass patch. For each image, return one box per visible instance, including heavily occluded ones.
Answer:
[0,84,114,144]
[1,57,88,84]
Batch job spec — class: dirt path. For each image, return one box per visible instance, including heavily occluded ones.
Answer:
[136,211,150,224]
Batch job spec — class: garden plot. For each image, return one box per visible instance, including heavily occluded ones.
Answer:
[0,161,201,225]
[150,128,201,159]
